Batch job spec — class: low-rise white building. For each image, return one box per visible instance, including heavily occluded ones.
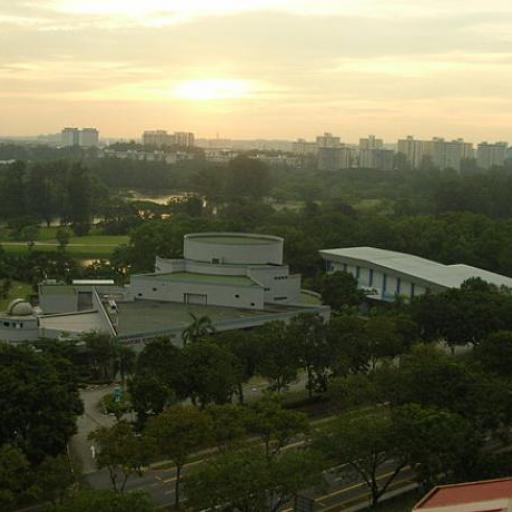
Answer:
[320,246,512,302]
[0,233,328,347]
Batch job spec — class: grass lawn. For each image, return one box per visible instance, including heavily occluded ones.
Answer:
[0,281,34,311]
[0,227,129,259]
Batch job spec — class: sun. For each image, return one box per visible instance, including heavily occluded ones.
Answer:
[173,79,254,101]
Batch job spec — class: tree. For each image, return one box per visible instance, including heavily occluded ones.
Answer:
[215,331,263,404]
[180,341,243,407]
[32,454,76,505]
[392,404,482,488]
[365,315,406,369]
[0,444,30,510]
[66,163,92,236]
[256,321,300,392]
[288,313,331,396]
[319,271,366,311]
[326,315,371,376]
[474,331,512,377]
[128,373,175,430]
[225,155,272,200]
[185,447,321,512]
[20,224,40,250]
[82,333,116,381]
[206,404,248,452]
[88,421,150,493]
[146,405,211,509]
[128,338,183,428]
[46,489,155,512]
[314,411,406,508]
[0,343,83,463]
[0,161,26,219]
[113,343,136,385]
[56,228,71,253]
[410,281,512,350]
[182,313,215,345]
[246,394,309,459]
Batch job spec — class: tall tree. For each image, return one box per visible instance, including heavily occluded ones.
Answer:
[288,313,331,396]
[0,343,83,463]
[88,421,150,493]
[319,271,366,311]
[256,321,300,392]
[185,447,321,512]
[225,155,272,200]
[246,394,309,459]
[66,163,92,236]
[0,444,30,510]
[180,341,243,407]
[182,313,215,345]
[146,405,211,509]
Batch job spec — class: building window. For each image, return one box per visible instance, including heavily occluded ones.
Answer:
[382,274,387,294]
[343,263,347,272]
[235,294,240,298]
[264,288,270,291]
[410,283,415,299]
[274,296,287,301]
[250,302,255,306]
[369,269,374,286]
[137,293,143,297]
[3,322,9,327]
[152,288,157,292]
[396,278,401,294]
[356,266,360,279]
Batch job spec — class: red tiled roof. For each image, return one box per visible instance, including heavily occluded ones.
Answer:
[415,478,512,508]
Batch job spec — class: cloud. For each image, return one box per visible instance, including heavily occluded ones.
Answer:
[2,1,512,139]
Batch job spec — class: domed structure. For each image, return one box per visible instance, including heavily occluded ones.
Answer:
[7,299,34,317]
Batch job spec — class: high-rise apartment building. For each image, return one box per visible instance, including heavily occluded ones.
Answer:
[142,130,173,147]
[79,128,99,147]
[398,136,473,172]
[174,132,195,147]
[477,142,508,170]
[359,148,394,171]
[317,147,354,171]
[397,136,425,169]
[359,135,383,150]
[292,138,318,155]
[316,132,341,148]
[61,127,80,147]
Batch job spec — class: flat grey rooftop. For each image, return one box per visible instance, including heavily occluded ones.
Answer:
[320,246,512,289]
[114,298,327,339]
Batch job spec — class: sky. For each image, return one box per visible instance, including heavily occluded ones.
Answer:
[1,0,512,142]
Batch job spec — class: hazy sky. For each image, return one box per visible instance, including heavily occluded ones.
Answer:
[2,0,512,141]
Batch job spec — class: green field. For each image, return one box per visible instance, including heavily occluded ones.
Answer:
[0,227,129,259]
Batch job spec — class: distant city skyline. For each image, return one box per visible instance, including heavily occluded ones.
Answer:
[2,1,512,139]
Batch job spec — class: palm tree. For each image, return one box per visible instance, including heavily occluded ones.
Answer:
[182,313,215,345]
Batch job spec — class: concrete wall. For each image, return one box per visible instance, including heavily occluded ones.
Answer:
[0,316,39,342]
[247,266,301,303]
[39,289,78,314]
[130,275,264,309]
[184,234,283,265]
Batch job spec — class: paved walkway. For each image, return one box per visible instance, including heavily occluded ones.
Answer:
[68,385,117,474]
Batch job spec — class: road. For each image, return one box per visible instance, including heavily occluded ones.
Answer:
[84,456,417,511]
[76,385,418,510]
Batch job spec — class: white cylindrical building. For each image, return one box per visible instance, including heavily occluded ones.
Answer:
[184,233,283,265]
